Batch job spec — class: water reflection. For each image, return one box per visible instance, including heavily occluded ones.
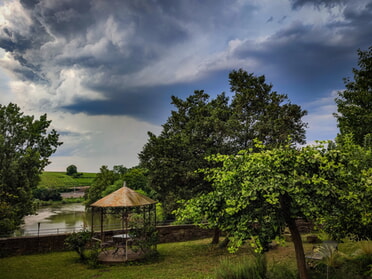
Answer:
[16,203,123,236]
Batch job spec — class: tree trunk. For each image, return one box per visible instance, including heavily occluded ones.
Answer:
[218,236,230,248]
[211,227,220,244]
[287,217,309,279]
[280,195,309,279]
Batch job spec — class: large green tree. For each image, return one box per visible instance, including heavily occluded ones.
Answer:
[0,103,61,235]
[85,165,152,205]
[228,69,307,150]
[334,46,372,145]
[175,136,372,279]
[139,70,307,217]
[139,90,231,216]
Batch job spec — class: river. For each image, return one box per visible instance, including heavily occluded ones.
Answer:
[15,203,122,236]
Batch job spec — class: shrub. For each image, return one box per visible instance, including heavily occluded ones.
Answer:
[64,230,91,261]
[33,188,62,201]
[66,165,78,176]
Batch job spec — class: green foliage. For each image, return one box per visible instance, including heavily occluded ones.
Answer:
[66,164,78,176]
[140,90,231,217]
[228,69,307,149]
[123,167,150,192]
[64,230,91,261]
[310,254,372,279]
[334,46,372,145]
[320,135,372,240]
[100,179,123,197]
[33,188,62,201]
[155,202,165,223]
[129,209,159,256]
[85,165,118,205]
[84,165,151,206]
[176,135,371,279]
[0,103,62,236]
[85,242,100,269]
[140,70,307,217]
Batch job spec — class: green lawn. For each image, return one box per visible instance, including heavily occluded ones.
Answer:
[0,238,302,279]
[38,172,97,190]
[1,238,369,279]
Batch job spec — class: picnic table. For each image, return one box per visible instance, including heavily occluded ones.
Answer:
[112,233,132,257]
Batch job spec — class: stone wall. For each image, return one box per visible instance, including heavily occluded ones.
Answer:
[0,225,215,257]
[0,220,313,257]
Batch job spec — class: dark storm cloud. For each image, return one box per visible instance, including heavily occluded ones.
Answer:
[290,0,347,9]
[0,0,191,78]
[0,0,370,124]
[0,0,254,122]
[63,84,175,123]
[230,0,372,102]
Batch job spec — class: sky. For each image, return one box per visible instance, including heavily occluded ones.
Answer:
[0,0,371,172]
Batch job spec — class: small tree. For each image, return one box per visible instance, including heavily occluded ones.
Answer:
[64,230,91,261]
[176,136,372,279]
[66,164,78,176]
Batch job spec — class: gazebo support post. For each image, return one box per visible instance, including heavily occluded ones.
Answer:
[100,207,104,241]
[154,204,157,251]
[91,207,94,237]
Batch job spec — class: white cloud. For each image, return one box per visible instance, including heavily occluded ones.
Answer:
[303,90,339,142]
[0,0,32,35]
[45,112,161,172]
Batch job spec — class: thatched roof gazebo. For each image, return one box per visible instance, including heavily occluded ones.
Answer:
[90,185,157,261]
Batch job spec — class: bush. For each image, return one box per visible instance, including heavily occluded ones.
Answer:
[66,165,78,176]
[33,188,62,201]
[64,230,91,261]
[310,254,372,279]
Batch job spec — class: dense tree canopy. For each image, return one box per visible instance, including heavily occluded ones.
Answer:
[84,165,152,206]
[139,90,231,216]
[85,165,117,206]
[0,103,61,235]
[334,46,372,145]
[228,69,307,149]
[66,164,77,176]
[139,69,307,217]
[175,136,372,279]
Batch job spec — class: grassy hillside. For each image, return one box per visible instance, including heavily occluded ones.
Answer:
[38,172,97,190]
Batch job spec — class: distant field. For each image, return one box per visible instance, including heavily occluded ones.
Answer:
[38,172,97,190]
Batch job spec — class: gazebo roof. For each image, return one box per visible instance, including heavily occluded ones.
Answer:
[90,186,157,208]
